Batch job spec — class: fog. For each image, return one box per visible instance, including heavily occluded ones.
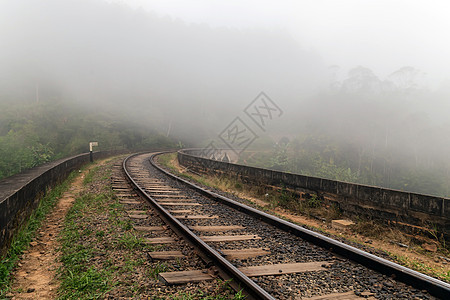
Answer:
[0,0,323,140]
[1,0,449,195]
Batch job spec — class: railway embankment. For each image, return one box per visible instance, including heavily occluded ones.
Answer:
[178,149,450,242]
[157,152,450,284]
[1,150,448,298]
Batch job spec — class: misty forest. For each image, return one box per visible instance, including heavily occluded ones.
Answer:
[1,0,449,198]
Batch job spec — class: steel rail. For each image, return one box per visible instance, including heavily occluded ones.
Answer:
[123,153,275,300]
[150,151,450,300]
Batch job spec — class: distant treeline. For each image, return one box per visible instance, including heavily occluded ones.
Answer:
[0,99,176,179]
[241,135,450,198]
[240,66,450,198]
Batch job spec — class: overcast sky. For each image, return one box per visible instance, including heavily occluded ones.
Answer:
[108,0,450,86]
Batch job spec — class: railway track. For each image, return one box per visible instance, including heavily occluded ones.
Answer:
[114,152,450,299]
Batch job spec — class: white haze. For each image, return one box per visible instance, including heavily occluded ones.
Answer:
[0,0,324,140]
[112,0,450,87]
[0,0,449,197]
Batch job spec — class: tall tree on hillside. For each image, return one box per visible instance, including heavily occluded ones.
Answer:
[342,66,381,94]
[388,66,426,92]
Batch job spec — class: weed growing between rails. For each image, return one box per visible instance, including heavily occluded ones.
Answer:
[0,171,77,297]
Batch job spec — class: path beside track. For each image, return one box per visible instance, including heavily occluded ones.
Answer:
[9,160,107,299]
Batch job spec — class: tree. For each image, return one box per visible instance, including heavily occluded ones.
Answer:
[388,66,426,92]
[342,66,381,94]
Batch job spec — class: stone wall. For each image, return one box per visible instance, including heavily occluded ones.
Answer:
[0,151,122,257]
[178,150,449,238]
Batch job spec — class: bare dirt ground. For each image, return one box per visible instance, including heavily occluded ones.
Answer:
[9,161,105,300]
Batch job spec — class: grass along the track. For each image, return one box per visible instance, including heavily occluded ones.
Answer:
[58,161,153,299]
[0,171,77,297]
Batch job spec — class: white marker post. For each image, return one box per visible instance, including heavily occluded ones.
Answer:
[89,142,98,162]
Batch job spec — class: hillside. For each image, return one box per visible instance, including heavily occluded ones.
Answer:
[0,98,175,179]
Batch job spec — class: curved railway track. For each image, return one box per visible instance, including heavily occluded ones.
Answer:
[116,152,450,299]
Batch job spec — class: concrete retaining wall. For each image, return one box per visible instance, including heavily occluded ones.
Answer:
[0,151,121,257]
[178,150,449,237]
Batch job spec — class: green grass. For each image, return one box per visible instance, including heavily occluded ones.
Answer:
[0,171,77,297]
[115,232,149,250]
[148,262,168,279]
[82,165,99,185]
[157,152,178,173]
[388,252,450,282]
[58,192,117,299]
[58,168,155,299]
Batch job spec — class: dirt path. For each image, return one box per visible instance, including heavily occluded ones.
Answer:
[10,162,103,299]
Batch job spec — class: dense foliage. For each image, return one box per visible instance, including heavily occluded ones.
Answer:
[0,99,175,179]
